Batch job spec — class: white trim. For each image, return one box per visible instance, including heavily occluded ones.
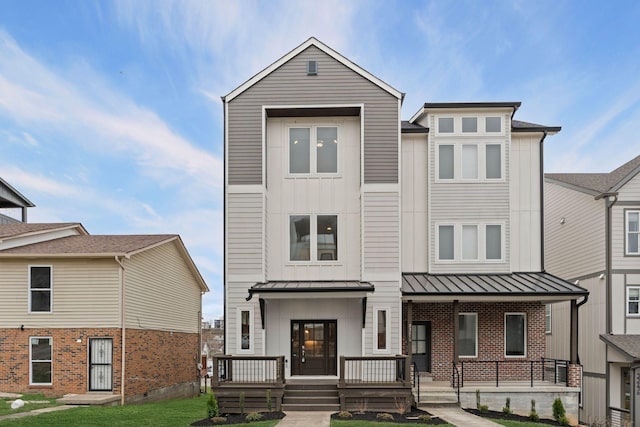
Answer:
[458,312,478,358]
[504,312,527,358]
[28,265,52,314]
[435,222,505,264]
[285,124,341,177]
[287,213,340,264]
[237,306,255,354]
[626,286,640,316]
[373,306,391,354]
[545,304,552,334]
[224,38,402,102]
[227,185,265,194]
[435,141,505,183]
[29,336,52,385]
[362,183,400,193]
[461,224,479,261]
[625,210,639,255]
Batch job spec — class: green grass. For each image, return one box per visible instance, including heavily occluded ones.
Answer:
[0,394,60,416]
[0,395,279,426]
[331,420,455,427]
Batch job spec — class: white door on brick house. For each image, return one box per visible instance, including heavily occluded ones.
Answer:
[89,338,113,391]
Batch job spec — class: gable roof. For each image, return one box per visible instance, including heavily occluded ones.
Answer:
[0,223,88,240]
[600,334,640,360]
[223,37,403,102]
[546,155,640,195]
[0,177,35,208]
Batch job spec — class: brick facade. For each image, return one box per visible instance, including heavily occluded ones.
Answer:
[0,327,199,402]
[405,301,546,382]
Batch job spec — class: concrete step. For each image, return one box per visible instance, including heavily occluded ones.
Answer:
[283,396,339,405]
[281,403,340,411]
[284,389,338,398]
[416,391,459,407]
[57,393,121,406]
[285,383,337,391]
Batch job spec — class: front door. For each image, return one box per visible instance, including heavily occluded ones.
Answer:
[89,338,113,391]
[291,320,337,376]
[412,321,431,372]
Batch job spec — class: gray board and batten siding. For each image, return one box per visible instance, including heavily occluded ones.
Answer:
[226,45,400,185]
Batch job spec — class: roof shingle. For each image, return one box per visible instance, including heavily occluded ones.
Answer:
[546,155,640,194]
[0,234,176,255]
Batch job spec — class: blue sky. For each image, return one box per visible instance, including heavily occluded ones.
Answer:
[1,1,639,322]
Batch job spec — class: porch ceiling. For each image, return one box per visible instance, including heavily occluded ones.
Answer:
[246,280,374,301]
[401,272,588,302]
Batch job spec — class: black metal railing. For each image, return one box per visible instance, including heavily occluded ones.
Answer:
[541,357,569,385]
[459,358,572,388]
[340,356,410,386]
[412,361,420,402]
[211,356,285,386]
[608,407,631,427]
[452,363,460,403]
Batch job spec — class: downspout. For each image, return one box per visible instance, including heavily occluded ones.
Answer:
[539,131,548,271]
[115,256,126,406]
[222,96,227,355]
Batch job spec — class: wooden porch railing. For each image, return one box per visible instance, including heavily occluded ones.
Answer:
[211,356,285,387]
[339,356,410,386]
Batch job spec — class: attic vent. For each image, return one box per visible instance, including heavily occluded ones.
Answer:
[307,60,317,75]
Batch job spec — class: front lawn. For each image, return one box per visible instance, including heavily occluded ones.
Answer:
[0,395,278,427]
[0,394,60,416]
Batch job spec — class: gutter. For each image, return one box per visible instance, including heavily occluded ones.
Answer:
[114,256,126,406]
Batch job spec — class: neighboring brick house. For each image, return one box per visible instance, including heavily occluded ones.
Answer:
[221,37,587,416]
[545,155,640,425]
[0,222,208,404]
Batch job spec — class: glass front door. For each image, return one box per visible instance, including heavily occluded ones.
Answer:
[291,320,337,375]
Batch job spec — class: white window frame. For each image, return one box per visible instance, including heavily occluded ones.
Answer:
[625,210,640,256]
[458,313,478,358]
[627,287,640,316]
[237,307,254,354]
[28,265,52,314]
[504,312,527,358]
[288,214,339,264]
[287,125,340,177]
[545,304,552,334]
[435,222,505,263]
[485,116,502,133]
[29,336,52,385]
[373,307,391,353]
[435,142,504,183]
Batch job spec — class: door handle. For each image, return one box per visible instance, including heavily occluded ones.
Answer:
[301,348,305,363]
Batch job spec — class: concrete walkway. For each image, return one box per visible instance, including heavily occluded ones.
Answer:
[275,411,333,427]
[424,406,503,426]
[0,405,78,422]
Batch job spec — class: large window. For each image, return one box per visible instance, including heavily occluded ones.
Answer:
[436,143,502,181]
[627,287,640,316]
[627,211,639,255]
[29,266,52,313]
[437,223,503,262]
[438,225,455,260]
[438,145,454,179]
[505,313,526,357]
[30,337,52,385]
[458,313,477,357]
[289,126,338,175]
[290,215,338,262]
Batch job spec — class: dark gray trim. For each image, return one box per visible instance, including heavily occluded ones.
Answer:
[540,131,547,271]
[567,271,607,282]
[582,371,607,379]
[612,201,640,206]
[362,297,367,329]
[512,125,562,133]
[266,106,361,117]
[222,100,227,355]
[247,280,375,301]
[259,298,265,330]
[423,102,521,109]
[613,270,640,274]
[606,196,618,334]
[401,121,429,134]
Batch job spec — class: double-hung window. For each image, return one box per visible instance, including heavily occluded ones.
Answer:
[458,313,477,357]
[505,313,526,357]
[627,211,639,255]
[29,266,52,313]
[290,215,338,262]
[30,337,52,385]
[289,126,338,175]
[627,287,640,316]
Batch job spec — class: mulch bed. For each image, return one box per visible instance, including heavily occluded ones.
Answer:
[191,411,286,425]
[464,408,563,426]
[331,408,449,424]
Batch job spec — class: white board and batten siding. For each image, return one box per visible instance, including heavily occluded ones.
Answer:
[124,241,202,334]
[544,182,605,279]
[0,258,120,328]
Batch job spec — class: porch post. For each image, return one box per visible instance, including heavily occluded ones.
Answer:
[453,300,459,365]
[406,300,413,367]
[570,299,578,364]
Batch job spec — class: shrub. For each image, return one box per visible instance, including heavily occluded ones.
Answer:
[239,392,245,414]
[553,397,566,421]
[476,389,481,409]
[207,392,219,418]
[502,397,512,414]
[245,412,263,422]
[337,411,353,419]
[210,416,227,423]
[479,404,489,413]
[376,413,394,421]
[558,415,569,426]
[266,389,272,412]
[529,399,539,422]
[417,414,431,421]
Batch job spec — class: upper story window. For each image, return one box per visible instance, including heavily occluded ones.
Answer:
[485,117,502,132]
[626,210,639,255]
[290,214,338,262]
[438,117,454,133]
[437,143,503,182]
[437,223,503,263]
[462,117,478,133]
[436,116,503,134]
[627,287,640,316]
[29,266,52,313]
[289,126,338,175]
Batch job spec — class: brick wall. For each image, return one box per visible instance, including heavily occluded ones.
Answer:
[405,301,546,382]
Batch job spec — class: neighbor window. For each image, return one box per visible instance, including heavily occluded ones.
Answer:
[438,225,455,260]
[485,144,502,179]
[462,117,477,133]
[461,145,478,179]
[505,313,526,357]
[485,225,502,260]
[545,304,552,334]
[240,309,251,351]
[438,117,454,133]
[485,117,501,132]
[462,225,478,260]
[375,308,389,351]
[288,126,338,175]
[290,214,338,262]
[458,313,477,357]
[30,337,52,385]
[627,287,640,316]
[438,145,454,179]
[627,211,639,255]
[29,266,52,313]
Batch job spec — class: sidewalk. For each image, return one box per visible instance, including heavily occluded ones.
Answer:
[275,411,332,427]
[0,405,78,422]
[423,406,503,427]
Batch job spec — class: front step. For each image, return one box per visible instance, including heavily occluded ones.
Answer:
[415,387,459,407]
[283,383,339,412]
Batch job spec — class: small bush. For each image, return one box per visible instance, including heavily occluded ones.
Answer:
[476,389,481,409]
[558,415,569,426]
[417,414,431,421]
[207,392,219,418]
[337,411,353,419]
[553,397,566,421]
[210,416,227,423]
[266,389,272,412]
[529,399,539,421]
[239,392,245,414]
[502,397,512,414]
[245,412,263,422]
[376,413,394,421]
[479,404,489,413]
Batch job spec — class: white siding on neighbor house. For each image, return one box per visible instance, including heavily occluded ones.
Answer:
[612,204,640,270]
[510,134,541,271]
[124,241,202,334]
[0,258,120,328]
[617,171,640,201]
[363,190,400,275]
[424,111,511,273]
[227,45,399,185]
[265,117,361,281]
[227,192,264,277]
[363,282,402,356]
[264,298,362,377]
[401,134,429,272]
[544,182,606,278]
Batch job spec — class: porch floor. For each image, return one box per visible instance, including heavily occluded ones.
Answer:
[57,393,121,406]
